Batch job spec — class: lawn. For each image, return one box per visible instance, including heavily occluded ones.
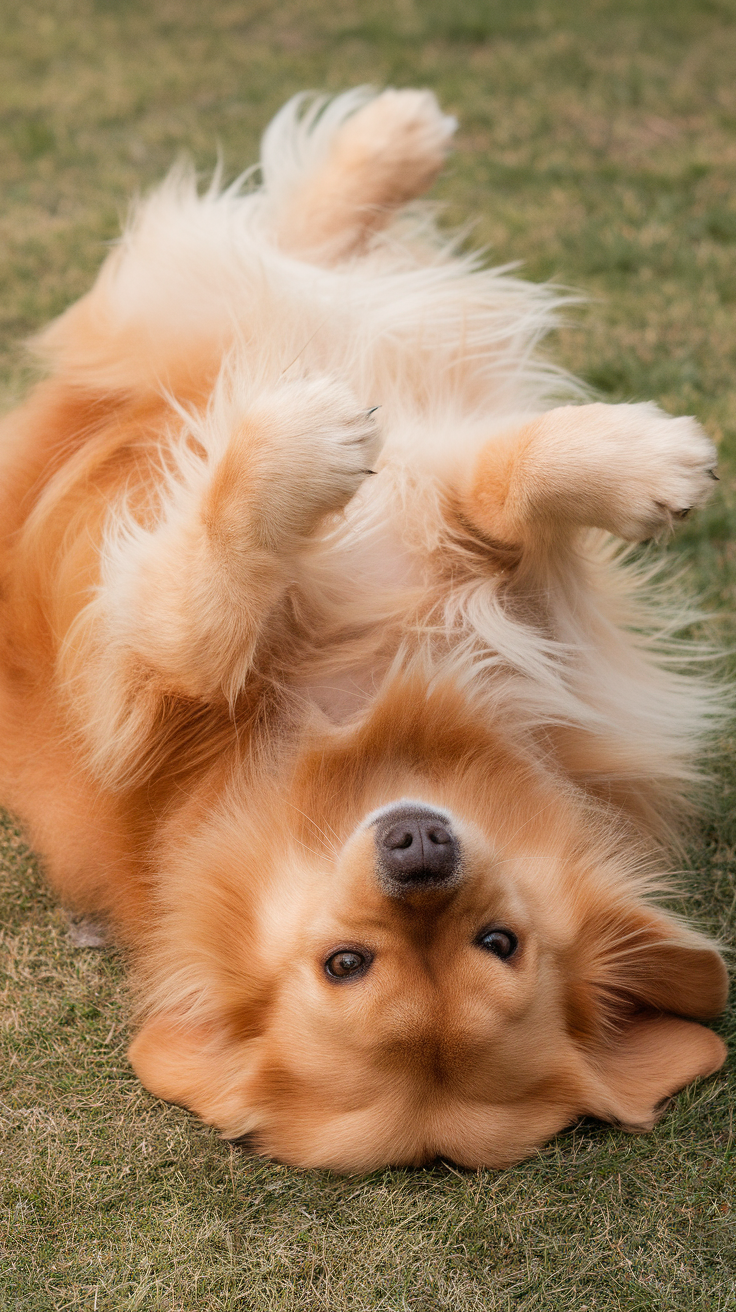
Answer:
[1,1,736,1308]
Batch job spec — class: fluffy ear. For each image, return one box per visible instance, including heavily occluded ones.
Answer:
[571,900,728,1130]
[583,1014,726,1129]
[128,1014,259,1138]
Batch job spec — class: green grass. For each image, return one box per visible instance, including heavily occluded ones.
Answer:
[2,0,736,1307]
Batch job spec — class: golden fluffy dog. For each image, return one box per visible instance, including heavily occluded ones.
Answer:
[0,88,728,1171]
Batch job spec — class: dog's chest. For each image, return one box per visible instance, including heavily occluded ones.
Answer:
[293,504,426,723]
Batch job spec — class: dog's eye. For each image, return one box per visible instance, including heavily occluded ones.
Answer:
[477,928,518,960]
[324,949,371,980]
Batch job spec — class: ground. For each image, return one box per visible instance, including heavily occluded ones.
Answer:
[1,1,735,1308]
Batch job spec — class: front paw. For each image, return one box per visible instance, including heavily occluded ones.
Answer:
[589,403,717,541]
[282,374,382,528]
[213,375,382,551]
[537,402,718,542]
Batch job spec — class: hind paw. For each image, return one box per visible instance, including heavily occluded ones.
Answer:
[335,89,457,203]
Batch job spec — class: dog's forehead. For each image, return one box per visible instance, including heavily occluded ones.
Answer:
[264,933,567,1145]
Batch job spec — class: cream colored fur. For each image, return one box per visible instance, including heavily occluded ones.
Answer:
[32,91,718,800]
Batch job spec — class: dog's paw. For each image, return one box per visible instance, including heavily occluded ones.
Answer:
[295,375,382,522]
[590,403,717,541]
[335,89,457,201]
[539,402,718,542]
[233,375,382,545]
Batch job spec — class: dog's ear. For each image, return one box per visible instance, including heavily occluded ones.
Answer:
[582,1013,726,1130]
[569,900,728,1130]
[128,1013,260,1138]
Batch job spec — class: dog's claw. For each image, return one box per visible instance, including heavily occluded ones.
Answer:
[708,468,720,481]
[674,507,691,520]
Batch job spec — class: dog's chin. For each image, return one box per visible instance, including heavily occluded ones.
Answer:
[236,1118,568,1175]
[220,1075,581,1174]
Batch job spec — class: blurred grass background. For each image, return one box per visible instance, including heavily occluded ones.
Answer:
[1,1,736,1308]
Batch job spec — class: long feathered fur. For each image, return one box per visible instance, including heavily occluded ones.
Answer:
[22,89,724,816]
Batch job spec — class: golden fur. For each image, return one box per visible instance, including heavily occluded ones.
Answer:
[0,88,728,1170]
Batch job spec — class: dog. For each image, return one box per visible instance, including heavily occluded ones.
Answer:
[0,88,728,1171]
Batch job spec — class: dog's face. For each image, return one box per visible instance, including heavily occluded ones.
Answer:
[129,684,727,1171]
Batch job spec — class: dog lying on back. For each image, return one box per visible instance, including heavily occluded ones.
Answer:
[0,88,728,1171]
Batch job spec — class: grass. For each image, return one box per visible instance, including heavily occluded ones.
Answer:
[1,0,736,1307]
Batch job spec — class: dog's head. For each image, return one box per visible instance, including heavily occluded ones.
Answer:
[129,680,727,1171]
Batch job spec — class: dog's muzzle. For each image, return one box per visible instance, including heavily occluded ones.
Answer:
[373,803,461,894]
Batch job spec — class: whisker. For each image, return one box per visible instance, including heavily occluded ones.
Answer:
[492,798,557,857]
[291,834,332,863]
[283,799,340,857]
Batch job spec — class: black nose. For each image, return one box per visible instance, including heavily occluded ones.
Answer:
[374,804,460,891]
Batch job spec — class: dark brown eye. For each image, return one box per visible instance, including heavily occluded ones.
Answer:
[477,929,518,960]
[324,949,371,980]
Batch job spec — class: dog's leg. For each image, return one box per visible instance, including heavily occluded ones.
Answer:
[458,402,717,549]
[98,376,379,703]
[265,89,456,258]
